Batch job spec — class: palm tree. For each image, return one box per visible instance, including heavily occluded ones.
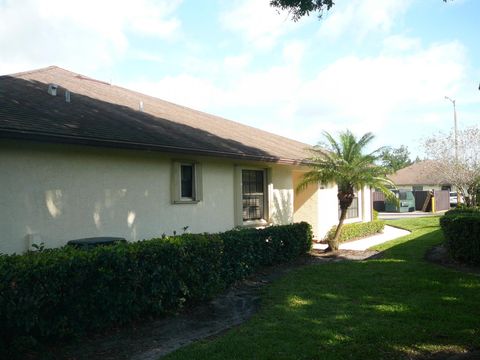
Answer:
[297,130,396,252]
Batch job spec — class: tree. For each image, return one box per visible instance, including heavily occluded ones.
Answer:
[379,145,413,173]
[269,0,334,21]
[270,0,450,21]
[423,126,480,207]
[297,130,395,252]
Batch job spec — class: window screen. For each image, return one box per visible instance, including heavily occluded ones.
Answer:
[242,170,265,220]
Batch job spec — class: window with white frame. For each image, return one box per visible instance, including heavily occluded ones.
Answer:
[171,161,202,203]
[242,169,265,221]
[338,191,359,219]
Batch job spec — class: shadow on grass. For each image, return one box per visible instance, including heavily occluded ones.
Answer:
[165,224,480,360]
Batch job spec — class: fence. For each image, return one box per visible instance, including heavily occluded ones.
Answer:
[434,190,450,211]
[372,191,385,211]
[372,189,451,212]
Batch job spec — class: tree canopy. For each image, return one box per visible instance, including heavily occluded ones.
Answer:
[297,130,395,251]
[269,0,334,21]
[423,126,480,207]
[271,0,450,21]
[379,145,413,173]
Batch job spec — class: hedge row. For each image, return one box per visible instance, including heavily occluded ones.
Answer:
[0,222,312,353]
[326,220,385,243]
[440,208,480,265]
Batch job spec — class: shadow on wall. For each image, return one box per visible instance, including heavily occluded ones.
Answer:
[271,190,293,225]
[22,186,153,251]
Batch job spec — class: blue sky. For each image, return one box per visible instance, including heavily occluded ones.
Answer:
[1,0,479,158]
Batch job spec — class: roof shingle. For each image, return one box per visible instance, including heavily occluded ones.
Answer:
[388,160,449,185]
[0,66,311,164]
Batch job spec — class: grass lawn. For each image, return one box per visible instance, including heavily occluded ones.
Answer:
[164,217,480,360]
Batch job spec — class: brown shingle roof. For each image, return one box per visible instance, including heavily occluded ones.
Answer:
[0,66,312,164]
[388,160,449,185]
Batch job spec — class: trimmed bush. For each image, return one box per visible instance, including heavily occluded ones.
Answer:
[445,206,480,216]
[0,222,312,355]
[220,222,312,286]
[440,209,480,265]
[326,220,385,243]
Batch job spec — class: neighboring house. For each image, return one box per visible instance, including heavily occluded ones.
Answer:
[388,160,452,192]
[0,66,372,254]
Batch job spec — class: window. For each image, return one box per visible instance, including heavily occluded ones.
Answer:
[242,169,265,221]
[339,192,359,219]
[412,185,424,191]
[181,164,194,199]
[171,161,202,204]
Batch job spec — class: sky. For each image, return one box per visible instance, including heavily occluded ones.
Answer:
[1,0,479,158]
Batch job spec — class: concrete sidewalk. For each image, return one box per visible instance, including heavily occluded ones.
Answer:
[313,225,411,251]
[379,211,444,220]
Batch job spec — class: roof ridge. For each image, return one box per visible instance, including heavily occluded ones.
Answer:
[1,65,64,78]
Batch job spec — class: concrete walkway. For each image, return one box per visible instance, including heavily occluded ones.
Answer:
[379,211,444,221]
[313,225,411,251]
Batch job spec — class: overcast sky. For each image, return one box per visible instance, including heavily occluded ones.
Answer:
[1,0,479,157]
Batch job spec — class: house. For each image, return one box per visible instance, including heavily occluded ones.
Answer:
[388,160,452,191]
[0,66,372,254]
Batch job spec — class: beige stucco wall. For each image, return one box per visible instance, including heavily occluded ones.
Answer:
[292,171,319,238]
[307,183,372,240]
[0,140,241,254]
[0,140,306,254]
[269,166,294,225]
[0,139,374,254]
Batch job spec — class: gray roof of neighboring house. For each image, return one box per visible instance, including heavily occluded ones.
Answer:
[0,66,312,164]
[388,160,449,185]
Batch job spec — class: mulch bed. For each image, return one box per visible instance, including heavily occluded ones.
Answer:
[425,245,480,276]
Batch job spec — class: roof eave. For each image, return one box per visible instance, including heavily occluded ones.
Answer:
[0,129,303,166]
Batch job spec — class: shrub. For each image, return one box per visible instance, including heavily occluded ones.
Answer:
[440,210,480,265]
[0,222,312,355]
[325,220,385,243]
[220,222,312,285]
[445,206,480,216]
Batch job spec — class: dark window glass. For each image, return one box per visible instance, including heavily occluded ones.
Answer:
[181,164,194,198]
[242,170,264,220]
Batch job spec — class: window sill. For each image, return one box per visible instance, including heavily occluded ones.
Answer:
[343,217,362,224]
[242,219,269,228]
[173,200,200,205]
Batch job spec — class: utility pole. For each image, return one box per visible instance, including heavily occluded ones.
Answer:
[445,96,458,161]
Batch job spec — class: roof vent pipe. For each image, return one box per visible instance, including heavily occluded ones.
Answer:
[139,101,144,112]
[65,90,71,103]
[48,84,58,96]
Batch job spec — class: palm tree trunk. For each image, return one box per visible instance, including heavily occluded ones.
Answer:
[327,209,347,252]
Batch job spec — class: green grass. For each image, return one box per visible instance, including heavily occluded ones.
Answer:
[164,217,480,360]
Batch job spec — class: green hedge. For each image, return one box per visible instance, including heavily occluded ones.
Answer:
[326,220,385,243]
[0,222,312,354]
[440,209,480,265]
[445,206,480,216]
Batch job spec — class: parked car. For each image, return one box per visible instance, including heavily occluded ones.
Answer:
[450,192,458,206]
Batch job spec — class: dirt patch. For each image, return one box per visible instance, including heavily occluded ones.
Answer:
[39,250,379,360]
[425,245,480,276]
